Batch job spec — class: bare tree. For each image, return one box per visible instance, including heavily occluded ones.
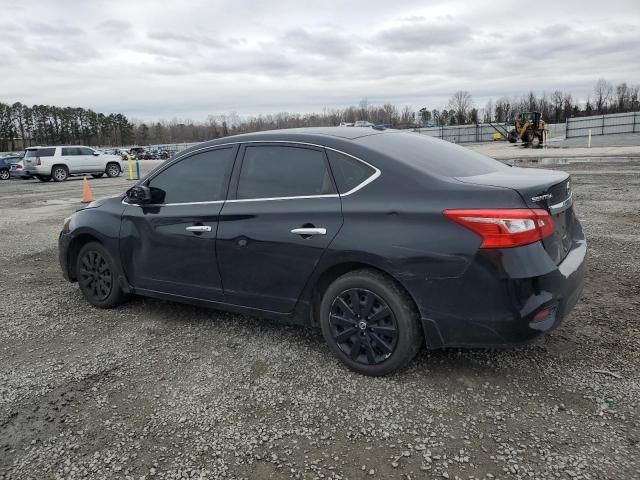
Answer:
[593,78,613,114]
[447,91,473,125]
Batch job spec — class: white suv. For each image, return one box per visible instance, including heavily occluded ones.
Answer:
[22,146,123,182]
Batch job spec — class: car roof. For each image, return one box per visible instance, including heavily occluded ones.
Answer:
[207,126,388,144]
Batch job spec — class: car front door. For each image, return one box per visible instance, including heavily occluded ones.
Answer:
[80,147,101,171]
[216,143,343,313]
[120,146,237,301]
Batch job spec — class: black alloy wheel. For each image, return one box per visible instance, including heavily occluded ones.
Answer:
[75,242,127,308]
[78,250,113,302]
[329,288,398,365]
[319,269,422,376]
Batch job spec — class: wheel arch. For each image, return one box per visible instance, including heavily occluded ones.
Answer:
[306,259,420,328]
[66,233,103,281]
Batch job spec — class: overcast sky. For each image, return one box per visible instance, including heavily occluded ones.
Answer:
[1,0,639,121]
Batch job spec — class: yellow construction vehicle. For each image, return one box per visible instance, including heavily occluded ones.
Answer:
[507,111,546,147]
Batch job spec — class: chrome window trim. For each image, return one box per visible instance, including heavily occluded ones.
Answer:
[123,140,381,207]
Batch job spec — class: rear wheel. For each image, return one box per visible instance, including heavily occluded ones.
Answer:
[105,163,121,178]
[507,129,518,143]
[36,175,51,182]
[0,168,9,180]
[51,165,68,182]
[319,269,423,376]
[76,242,126,308]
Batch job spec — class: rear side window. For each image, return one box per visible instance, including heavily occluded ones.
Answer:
[62,147,80,156]
[237,146,335,199]
[147,147,234,204]
[326,150,376,194]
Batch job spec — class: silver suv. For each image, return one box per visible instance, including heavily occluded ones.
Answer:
[22,146,123,182]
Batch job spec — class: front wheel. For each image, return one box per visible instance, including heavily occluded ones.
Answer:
[105,163,121,178]
[0,169,9,180]
[76,242,127,308]
[319,269,423,376]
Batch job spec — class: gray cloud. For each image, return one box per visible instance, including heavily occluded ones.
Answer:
[1,0,638,120]
[376,21,471,51]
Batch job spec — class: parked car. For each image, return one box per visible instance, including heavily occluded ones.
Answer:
[1,155,23,180]
[59,128,586,376]
[22,146,123,182]
[128,147,146,157]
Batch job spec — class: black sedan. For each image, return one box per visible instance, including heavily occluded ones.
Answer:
[59,128,587,375]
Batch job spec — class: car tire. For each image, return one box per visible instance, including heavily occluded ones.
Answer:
[92,173,104,178]
[0,168,9,180]
[105,163,121,178]
[319,269,423,376]
[51,165,68,182]
[76,241,127,308]
[36,175,51,182]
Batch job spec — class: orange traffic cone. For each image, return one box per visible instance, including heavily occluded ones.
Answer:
[81,176,94,203]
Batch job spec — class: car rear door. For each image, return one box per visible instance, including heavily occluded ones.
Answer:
[216,143,343,313]
[119,146,237,301]
[61,147,82,173]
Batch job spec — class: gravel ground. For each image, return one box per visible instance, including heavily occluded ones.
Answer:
[1,161,639,480]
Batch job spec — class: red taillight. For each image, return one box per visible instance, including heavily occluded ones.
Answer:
[443,208,554,248]
[16,163,23,169]
[36,157,41,165]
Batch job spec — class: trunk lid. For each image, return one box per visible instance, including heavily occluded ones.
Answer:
[456,167,575,264]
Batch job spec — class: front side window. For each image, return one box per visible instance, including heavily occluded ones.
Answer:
[79,147,95,155]
[237,146,335,199]
[147,148,235,204]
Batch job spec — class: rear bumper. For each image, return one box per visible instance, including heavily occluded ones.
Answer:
[413,223,587,349]
[10,169,31,178]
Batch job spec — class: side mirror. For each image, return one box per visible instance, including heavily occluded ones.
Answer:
[93,151,100,156]
[126,185,152,204]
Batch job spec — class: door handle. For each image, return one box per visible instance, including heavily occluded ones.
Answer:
[186,225,212,233]
[291,227,326,236]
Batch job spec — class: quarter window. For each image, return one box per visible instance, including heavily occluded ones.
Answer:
[36,148,56,157]
[326,150,376,194]
[237,146,335,199]
[147,148,235,204]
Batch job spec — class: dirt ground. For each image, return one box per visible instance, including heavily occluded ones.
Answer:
[0,160,639,480]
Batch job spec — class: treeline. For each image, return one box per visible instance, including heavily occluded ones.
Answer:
[2,78,639,150]
[0,102,134,151]
[419,79,640,126]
